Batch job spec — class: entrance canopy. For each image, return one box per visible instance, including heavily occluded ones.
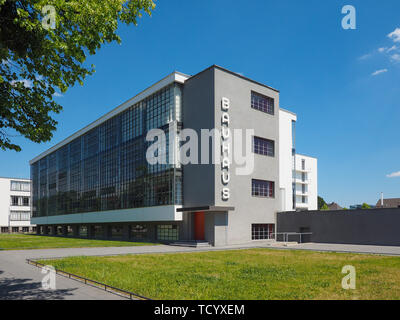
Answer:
[176,206,235,213]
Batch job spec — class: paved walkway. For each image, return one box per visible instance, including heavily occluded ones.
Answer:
[2,242,400,300]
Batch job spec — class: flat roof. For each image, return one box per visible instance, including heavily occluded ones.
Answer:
[0,177,31,181]
[296,153,317,160]
[280,107,297,117]
[186,65,280,93]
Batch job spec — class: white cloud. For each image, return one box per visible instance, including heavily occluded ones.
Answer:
[359,53,372,60]
[387,45,397,53]
[387,171,400,178]
[378,47,386,53]
[53,92,63,97]
[10,79,33,88]
[371,69,388,76]
[390,53,400,62]
[388,28,400,43]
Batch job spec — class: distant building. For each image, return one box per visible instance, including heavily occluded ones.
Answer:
[327,202,342,211]
[349,204,375,210]
[279,109,318,211]
[0,177,36,233]
[375,198,400,209]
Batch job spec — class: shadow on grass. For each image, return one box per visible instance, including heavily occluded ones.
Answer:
[0,273,77,300]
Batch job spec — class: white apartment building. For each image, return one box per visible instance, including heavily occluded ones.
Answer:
[279,109,318,211]
[0,177,35,233]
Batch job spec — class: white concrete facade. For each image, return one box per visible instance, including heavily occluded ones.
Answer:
[279,109,318,211]
[293,154,318,211]
[0,177,35,233]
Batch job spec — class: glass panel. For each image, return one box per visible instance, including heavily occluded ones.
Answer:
[31,84,183,218]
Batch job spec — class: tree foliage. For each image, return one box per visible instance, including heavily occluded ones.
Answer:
[318,196,327,210]
[361,203,371,209]
[320,203,329,211]
[0,0,155,151]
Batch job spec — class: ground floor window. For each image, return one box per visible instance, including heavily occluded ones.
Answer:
[93,225,104,238]
[111,226,123,239]
[131,224,148,240]
[157,225,179,241]
[80,226,87,237]
[1,227,9,233]
[251,224,275,240]
[22,227,29,233]
[12,227,19,233]
[67,226,73,236]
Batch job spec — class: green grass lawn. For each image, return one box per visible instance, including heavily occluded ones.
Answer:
[0,234,157,250]
[39,248,400,300]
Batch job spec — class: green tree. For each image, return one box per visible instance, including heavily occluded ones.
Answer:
[320,203,329,211]
[361,203,371,209]
[0,0,155,151]
[318,196,327,210]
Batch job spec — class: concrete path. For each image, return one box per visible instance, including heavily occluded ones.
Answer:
[2,241,400,300]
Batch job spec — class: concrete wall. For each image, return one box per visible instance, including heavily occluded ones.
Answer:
[278,109,296,212]
[277,208,400,246]
[214,67,281,245]
[182,67,216,207]
[181,66,281,245]
[294,154,318,211]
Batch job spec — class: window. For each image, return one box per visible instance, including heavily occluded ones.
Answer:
[111,226,123,239]
[301,159,306,170]
[302,184,306,194]
[10,211,31,221]
[22,227,29,233]
[253,136,274,157]
[130,224,148,240]
[12,227,19,233]
[10,180,30,192]
[10,196,19,206]
[30,84,183,218]
[251,91,274,115]
[252,179,274,198]
[157,225,179,241]
[79,226,88,237]
[1,227,9,233]
[23,197,29,206]
[252,224,275,240]
[10,196,30,206]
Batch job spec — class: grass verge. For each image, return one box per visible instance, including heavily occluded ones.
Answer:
[38,248,400,299]
[0,234,157,250]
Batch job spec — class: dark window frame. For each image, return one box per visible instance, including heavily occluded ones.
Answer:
[251,91,274,115]
[251,179,275,198]
[253,136,275,157]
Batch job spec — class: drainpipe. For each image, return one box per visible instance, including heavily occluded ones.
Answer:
[381,192,384,207]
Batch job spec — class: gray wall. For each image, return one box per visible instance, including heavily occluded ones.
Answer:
[182,67,216,207]
[277,208,400,246]
[214,67,281,244]
[181,65,281,245]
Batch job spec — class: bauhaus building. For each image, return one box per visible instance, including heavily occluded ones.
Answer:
[30,65,317,246]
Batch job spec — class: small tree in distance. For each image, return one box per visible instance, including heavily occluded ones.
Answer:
[361,203,371,209]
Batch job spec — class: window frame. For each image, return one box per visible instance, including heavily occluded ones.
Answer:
[251,91,275,115]
[252,136,275,157]
[251,179,275,198]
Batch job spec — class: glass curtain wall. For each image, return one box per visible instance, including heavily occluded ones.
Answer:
[31,84,183,217]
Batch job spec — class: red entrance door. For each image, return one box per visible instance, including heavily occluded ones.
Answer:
[194,211,205,240]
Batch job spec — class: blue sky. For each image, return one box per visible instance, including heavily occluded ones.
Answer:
[1,0,399,207]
